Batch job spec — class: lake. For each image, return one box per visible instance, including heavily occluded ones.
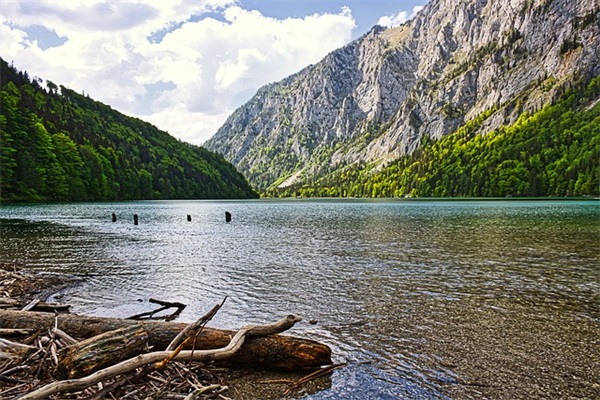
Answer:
[1,199,599,399]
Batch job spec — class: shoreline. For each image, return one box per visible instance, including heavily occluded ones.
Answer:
[3,263,600,399]
[1,195,598,206]
[0,263,331,400]
[0,262,81,306]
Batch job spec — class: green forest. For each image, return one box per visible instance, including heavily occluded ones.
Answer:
[0,59,258,202]
[2,57,598,202]
[271,75,600,198]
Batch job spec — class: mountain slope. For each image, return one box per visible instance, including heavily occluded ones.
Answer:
[0,58,258,201]
[275,77,599,198]
[204,0,600,192]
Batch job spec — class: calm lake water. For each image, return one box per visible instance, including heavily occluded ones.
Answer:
[1,199,599,399]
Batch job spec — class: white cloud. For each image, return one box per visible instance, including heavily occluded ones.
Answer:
[215,48,266,91]
[377,5,424,28]
[0,0,356,145]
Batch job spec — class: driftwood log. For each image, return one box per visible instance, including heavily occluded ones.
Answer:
[0,310,332,371]
[0,337,35,363]
[127,298,185,321]
[54,325,149,379]
[18,315,306,400]
[1,298,71,313]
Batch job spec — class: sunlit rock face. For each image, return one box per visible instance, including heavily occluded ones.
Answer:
[204,0,600,190]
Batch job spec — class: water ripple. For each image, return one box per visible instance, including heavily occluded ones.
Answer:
[1,199,599,398]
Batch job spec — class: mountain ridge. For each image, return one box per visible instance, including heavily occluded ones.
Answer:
[204,0,600,192]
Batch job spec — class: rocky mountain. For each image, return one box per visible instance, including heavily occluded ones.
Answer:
[204,0,600,191]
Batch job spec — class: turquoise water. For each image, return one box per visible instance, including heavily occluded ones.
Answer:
[1,199,599,398]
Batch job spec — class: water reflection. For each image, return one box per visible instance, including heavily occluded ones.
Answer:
[1,200,599,398]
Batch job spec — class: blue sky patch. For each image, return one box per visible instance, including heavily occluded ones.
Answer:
[22,25,67,50]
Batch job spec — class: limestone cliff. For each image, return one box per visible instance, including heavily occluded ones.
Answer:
[204,0,600,190]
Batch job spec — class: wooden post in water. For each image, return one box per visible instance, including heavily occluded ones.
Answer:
[187,215,192,222]
[133,214,139,225]
[225,211,232,223]
[112,213,117,222]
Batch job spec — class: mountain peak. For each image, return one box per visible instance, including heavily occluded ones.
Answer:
[205,0,599,191]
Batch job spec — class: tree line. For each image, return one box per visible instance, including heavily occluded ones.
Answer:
[270,75,599,198]
[0,58,258,202]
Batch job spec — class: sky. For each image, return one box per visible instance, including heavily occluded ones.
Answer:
[0,0,428,145]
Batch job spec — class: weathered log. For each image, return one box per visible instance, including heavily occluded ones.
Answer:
[21,299,40,311]
[166,298,225,351]
[19,315,305,400]
[1,299,70,313]
[0,310,332,371]
[0,337,35,361]
[0,328,34,336]
[55,325,149,379]
[0,297,20,309]
[0,298,71,313]
[31,301,71,313]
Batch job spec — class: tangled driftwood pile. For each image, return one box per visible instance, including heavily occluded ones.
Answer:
[0,264,338,399]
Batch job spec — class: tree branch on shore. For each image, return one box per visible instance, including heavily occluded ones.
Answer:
[19,314,302,400]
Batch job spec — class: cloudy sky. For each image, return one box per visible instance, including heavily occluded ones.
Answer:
[1,0,427,145]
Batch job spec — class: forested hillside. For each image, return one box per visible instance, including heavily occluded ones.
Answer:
[0,59,258,201]
[270,76,600,198]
